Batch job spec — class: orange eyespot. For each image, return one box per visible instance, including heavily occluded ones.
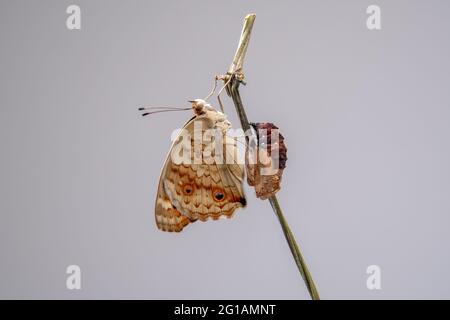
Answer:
[183,183,194,195]
[212,188,225,202]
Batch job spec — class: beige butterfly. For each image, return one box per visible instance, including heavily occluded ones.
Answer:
[150,99,246,232]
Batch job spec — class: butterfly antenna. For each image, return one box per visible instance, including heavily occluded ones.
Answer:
[138,106,191,117]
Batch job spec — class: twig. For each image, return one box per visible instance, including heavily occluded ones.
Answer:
[222,13,320,300]
[227,14,256,76]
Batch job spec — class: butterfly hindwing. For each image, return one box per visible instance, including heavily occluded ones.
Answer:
[154,106,246,232]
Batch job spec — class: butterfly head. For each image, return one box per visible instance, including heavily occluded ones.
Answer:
[139,99,220,118]
[189,99,214,116]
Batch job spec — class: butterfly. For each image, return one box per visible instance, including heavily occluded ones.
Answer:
[142,99,246,232]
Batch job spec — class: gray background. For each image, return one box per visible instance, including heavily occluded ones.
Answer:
[1,0,449,299]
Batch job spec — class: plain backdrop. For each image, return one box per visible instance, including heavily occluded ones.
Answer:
[1,0,450,299]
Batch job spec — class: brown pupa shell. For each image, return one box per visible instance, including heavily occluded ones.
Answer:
[245,122,287,200]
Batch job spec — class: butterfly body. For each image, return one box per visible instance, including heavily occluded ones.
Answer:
[155,99,246,232]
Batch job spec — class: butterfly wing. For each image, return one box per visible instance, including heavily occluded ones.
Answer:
[155,115,246,232]
[154,116,195,232]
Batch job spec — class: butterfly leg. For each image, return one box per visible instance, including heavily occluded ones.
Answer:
[216,75,232,113]
[204,76,219,101]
